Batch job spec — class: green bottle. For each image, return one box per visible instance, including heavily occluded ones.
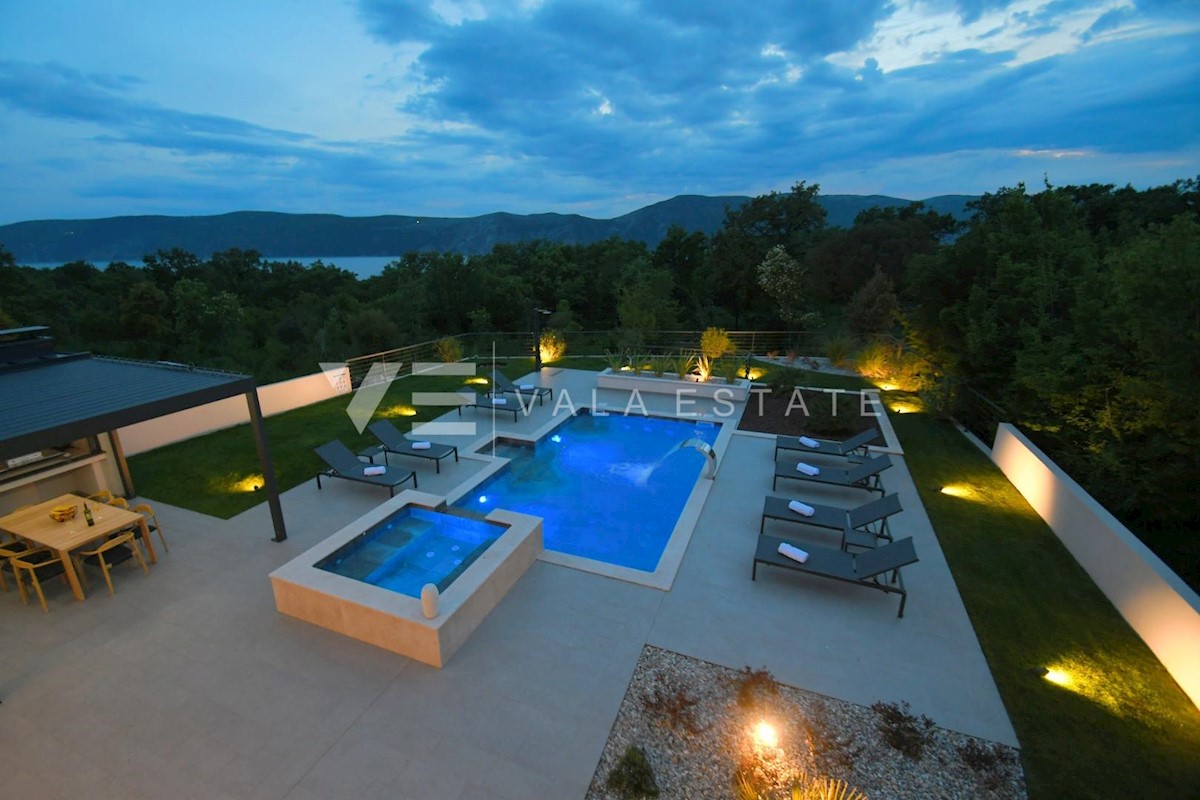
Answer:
[83,503,94,527]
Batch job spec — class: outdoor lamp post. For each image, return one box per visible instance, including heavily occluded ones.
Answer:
[532,308,552,371]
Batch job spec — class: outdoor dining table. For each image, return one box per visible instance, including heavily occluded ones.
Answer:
[0,493,155,601]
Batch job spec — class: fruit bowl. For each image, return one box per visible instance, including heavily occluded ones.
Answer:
[49,504,77,522]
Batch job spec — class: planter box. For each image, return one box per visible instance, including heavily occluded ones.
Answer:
[596,368,751,401]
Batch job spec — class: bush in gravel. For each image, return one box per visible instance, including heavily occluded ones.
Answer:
[607,745,660,799]
[871,701,936,762]
[733,666,781,710]
[641,679,705,735]
[957,738,1018,790]
[806,703,865,772]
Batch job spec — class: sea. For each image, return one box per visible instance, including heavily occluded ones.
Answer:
[22,255,398,280]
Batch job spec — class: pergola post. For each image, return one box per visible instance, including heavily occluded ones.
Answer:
[245,389,287,542]
[107,429,136,498]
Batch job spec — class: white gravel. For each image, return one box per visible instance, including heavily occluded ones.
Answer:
[587,645,1027,800]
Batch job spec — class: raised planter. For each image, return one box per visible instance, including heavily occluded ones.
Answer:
[596,368,751,401]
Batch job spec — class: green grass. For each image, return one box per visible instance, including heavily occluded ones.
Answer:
[129,363,535,518]
[888,396,1200,799]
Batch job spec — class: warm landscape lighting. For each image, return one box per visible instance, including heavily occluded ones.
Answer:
[465,377,489,385]
[753,720,779,748]
[231,475,264,493]
[380,404,419,417]
[939,484,975,499]
[1043,668,1072,687]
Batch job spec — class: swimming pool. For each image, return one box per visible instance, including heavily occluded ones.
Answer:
[454,412,720,573]
[314,505,505,597]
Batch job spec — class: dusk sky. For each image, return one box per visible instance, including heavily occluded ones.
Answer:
[1,0,1196,225]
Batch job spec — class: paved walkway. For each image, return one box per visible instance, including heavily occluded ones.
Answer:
[0,369,1015,799]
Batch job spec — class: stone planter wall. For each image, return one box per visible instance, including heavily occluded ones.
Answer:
[595,368,751,401]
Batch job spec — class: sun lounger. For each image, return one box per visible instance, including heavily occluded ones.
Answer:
[314,440,417,497]
[759,493,902,548]
[489,370,553,406]
[753,534,918,617]
[774,428,879,460]
[363,419,459,473]
[772,454,891,494]
[457,395,521,420]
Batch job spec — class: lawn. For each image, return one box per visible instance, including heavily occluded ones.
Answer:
[886,394,1200,799]
[128,359,542,518]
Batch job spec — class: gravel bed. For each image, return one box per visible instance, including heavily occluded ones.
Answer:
[587,645,1027,800]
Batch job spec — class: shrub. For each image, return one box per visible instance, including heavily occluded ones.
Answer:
[767,367,805,395]
[701,327,735,360]
[732,666,780,709]
[806,703,864,773]
[674,352,696,379]
[641,679,704,735]
[717,356,742,383]
[957,738,1018,791]
[607,745,660,799]
[871,700,935,761]
[823,335,856,369]
[434,336,462,363]
[803,394,862,437]
[538,329,567,362]
[604,350,625,372]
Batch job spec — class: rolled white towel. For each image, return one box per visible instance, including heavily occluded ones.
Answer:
[788,500,815,517]
[410,441,432,450]
[363,465,386,476]
[795,462,820,476]
[519,383,534,390]
[799,435,820,448]
[778,542,809,563]
[491,397,508,405]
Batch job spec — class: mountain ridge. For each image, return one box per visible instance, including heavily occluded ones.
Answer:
[1,193,978,263]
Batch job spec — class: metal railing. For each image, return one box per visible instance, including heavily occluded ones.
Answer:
[344,329,823,387]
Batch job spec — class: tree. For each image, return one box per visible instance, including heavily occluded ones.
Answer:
[845,268,899,336]
[756,245,819,326]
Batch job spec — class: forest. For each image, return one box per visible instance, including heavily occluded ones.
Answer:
[1,178,1197,586]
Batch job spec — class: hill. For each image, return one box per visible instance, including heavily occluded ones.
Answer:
[0,193,976,263]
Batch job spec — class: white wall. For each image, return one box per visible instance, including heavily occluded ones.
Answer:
[991,423,1200,709]
[119,367,351,456]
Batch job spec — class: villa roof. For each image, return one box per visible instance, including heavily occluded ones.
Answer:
[0,352,254,460]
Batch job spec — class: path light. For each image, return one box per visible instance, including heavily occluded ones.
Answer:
[753,720,779,748]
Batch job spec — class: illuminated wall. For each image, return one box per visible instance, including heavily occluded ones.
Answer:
[991,423,1200,710]
[118,367,352,455]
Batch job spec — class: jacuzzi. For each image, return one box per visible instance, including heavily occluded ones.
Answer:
[270,490,542,667]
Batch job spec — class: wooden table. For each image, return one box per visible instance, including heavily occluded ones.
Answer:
[0,494,154,601]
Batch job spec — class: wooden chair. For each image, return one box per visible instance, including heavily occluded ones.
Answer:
[131,503,168,553]
[11,549,67,612]
[106,497,129,510]
[87,490,114,503]
[76,531,148,596]
[0,536,38,593]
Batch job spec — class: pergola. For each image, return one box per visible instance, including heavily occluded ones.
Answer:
[0,327,287,541]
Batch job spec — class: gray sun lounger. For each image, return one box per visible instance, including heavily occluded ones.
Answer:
[490,370,552,406]
[457,395,521,420]
[772,454,891,494]
[753,534,918,617]
[364,419,459,473]
[314,440,417,497]
[774,428,879,460]
[759,493,902,547]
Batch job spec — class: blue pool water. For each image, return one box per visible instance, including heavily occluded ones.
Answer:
[454,412,720,572]
[315,506,506,597]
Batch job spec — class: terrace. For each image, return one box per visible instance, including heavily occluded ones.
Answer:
[1,349,1197,799]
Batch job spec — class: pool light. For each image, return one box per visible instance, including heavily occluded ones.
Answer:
[551,434,562,443]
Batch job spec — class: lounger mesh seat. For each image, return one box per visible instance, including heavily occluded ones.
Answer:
[364,420,459,473]
[753,534,918,617]
[457,396,521,420]
[314,440,417,497]
[489,370,552,406]
[774,428,879,460]
[772,454,891,494]
[759,493,902,547]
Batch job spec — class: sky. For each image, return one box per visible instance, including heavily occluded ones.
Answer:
[0,0,1197,224]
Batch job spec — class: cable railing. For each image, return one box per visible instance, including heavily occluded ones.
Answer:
[344,329,823,387]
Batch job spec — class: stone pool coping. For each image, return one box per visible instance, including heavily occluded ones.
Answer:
[269,489,543,667]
